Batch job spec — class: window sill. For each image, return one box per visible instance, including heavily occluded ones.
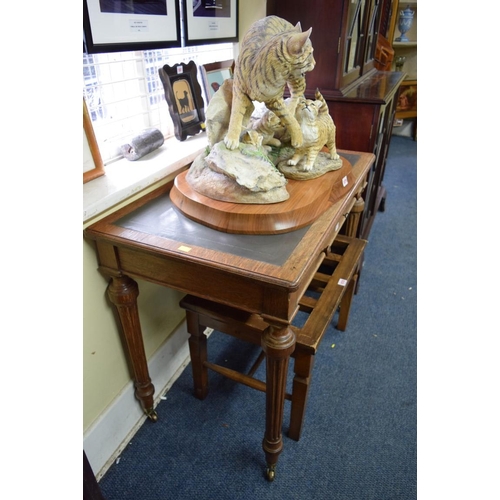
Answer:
[83,133,208,223]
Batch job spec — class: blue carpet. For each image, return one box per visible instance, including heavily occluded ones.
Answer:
[98,135,417,499]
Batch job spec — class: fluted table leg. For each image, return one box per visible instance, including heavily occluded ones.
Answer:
[107,275,157,421]
[261,322,296,481]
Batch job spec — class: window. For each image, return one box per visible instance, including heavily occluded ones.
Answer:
[83,43,233,165]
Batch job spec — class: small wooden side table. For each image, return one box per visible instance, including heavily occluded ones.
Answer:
[84,150,374,480]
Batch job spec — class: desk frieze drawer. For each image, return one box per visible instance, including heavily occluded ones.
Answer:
[111,246,301,321]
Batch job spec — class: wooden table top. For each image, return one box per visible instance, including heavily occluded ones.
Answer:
[84,150,374,322]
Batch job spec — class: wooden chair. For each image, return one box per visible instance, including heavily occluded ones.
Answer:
[179,235,366,441]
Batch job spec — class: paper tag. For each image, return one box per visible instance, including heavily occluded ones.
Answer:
[178,245,192,252]
[129,20,149,32]
[177,65,183,74]
[208,20,220,31]
[342,176,348,187]
[338,278,347,287]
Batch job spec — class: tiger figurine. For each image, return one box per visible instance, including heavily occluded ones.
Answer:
[286,90,340,172]
[224,16,315,151]
[243,109,283,148]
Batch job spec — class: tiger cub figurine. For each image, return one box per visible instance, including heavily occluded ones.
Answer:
[286,90,340,172]
[224,16,315,151]
[243,109,283,148]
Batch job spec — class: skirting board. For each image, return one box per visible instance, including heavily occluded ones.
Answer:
[83,320,195,480]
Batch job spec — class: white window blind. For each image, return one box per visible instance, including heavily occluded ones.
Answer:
[83,43,233,165]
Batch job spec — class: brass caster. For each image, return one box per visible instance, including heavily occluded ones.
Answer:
[145,408,158,422]
[266,464,276,482]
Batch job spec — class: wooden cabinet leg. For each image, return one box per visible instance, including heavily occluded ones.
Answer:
[337,275,357,331]
[344,195,365,238]
[261,322,296,481]
[107,275,157,421]
[345,195,365,294]
[186,312,209,400]
[288,352,315,441]
[83,451,105,500]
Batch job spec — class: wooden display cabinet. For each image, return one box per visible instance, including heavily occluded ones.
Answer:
[266,0,405,240]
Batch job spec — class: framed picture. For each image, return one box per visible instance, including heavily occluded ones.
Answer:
[83,99,105,184]
[396,81,417,115]
[183,0,238,46]
[200,59,234,102]
[158,61,206,141]
[83,0,181,54]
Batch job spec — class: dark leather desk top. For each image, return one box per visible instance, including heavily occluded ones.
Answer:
[116,195,310,266]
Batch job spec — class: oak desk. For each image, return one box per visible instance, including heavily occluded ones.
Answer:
[84,150,374,479]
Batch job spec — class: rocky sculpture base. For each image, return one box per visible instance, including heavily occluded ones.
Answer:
[186,142,344,204]
[186,142,289,204]
[275,147,343,180]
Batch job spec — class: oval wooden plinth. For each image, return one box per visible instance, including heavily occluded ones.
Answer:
[170,156,354,234]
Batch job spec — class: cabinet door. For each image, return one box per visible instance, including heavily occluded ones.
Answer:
[341,0,367,89]
[266,0,345,93]
[358,93,397,238]
[360,0,382,74]
[267,0,384,93]
[339,0,383,90]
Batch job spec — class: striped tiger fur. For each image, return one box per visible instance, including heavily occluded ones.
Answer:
[286,90,340,172]
[224,15,315,150]
[244,109,283,148]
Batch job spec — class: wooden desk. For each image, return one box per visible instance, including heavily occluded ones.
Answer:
[84,150,374,479]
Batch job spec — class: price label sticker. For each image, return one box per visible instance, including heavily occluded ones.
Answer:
[178,245,192,252]
[338,278,347,287]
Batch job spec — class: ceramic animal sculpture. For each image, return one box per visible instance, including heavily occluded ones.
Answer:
[205,79,254,147]
[240,129,264,148]
[205,79,234,147]
[224,15,315,151]
[244,110,283,148]
[286,90,340,171]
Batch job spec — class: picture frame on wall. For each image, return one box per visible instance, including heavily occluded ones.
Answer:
[83,0,181,54]
[200,59,234,102]
[158,61,206,141]
[396,81,417,114]
[83,99,105,184]
[183,0,238,46]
